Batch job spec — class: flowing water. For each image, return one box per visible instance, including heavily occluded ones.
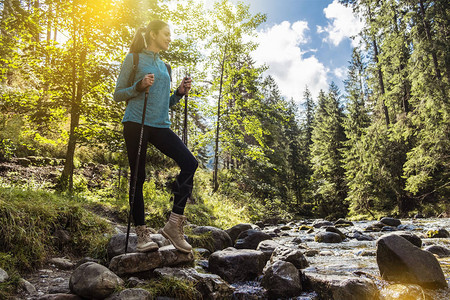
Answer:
[232,217,450,299]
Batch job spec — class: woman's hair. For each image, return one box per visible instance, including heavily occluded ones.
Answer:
[129,20,169,53]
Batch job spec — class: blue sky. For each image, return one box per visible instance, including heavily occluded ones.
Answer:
[228,0,364,101]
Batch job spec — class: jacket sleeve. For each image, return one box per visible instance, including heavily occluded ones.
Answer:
[113,53,141,102]
[169,92,183,108]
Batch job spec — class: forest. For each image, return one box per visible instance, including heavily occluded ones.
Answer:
[0,0,449,223]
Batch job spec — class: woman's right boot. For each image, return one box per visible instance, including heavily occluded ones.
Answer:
[161,212,192,253]
[135,225,159,252]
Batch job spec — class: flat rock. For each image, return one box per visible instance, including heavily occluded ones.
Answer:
[376,233,447,289]
[269,246,309,269]
[315,232,342,243]
[105,288,152,300]
[48,258,75,270]
[235,229,272,250]
[380,217,401,227]
[109,251,162,275]
[256,239,280,261]
[209,249,267,283]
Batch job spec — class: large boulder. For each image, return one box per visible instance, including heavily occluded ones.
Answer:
[376,233,447,289]
[191,226,232,252]
[270,246,309,269]
[235,229,272,249]
[69,262,124,299]
[208,248,266,283]
[304,273,379,300]
[154,267,234,299]
[324,226,346,239]
[225,223,253,244]
[261,261,302,298]
[396,232,422,248]
[256,239,280,261]
[315,232,342,243]
[109,246,193,275]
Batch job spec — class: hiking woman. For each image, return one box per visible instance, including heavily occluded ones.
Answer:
[114,20,197,253]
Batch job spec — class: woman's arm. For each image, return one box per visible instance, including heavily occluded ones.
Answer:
[113,53,141,102]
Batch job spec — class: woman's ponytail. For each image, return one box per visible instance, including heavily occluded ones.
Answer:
[128,20,169,53]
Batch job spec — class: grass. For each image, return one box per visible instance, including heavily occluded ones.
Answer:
[140,277,200,300]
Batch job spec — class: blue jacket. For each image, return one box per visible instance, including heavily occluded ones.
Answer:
[113,49,183,128]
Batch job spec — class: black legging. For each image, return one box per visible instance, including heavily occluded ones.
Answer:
[123,121,198,226]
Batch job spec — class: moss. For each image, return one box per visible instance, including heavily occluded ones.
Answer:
[141,277,200,300]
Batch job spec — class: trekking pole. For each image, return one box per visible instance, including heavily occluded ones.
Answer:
[125,75,151,254]
[182,74,190,145]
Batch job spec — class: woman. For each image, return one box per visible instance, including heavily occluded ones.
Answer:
[114,20,197,253]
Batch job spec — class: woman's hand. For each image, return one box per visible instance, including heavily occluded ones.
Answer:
[177,77,192,95]
[138,73,155,91]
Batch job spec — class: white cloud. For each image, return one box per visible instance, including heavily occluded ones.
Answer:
[252,21,329,101]
[333,66,347,79]
[317,0,364,47]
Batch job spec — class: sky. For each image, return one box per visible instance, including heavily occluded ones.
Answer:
[226,0,364,102]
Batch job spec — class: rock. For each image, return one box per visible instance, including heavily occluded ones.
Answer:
[226,223,253,244]
[48,257,75,270]
[397,232,422,248]
[279,225,292,231]
[380,284,425,300]
[191,226,232,252]
[349,231,374,241]
[54,229,72,246]
[324,226,346,239]
[194,247,211,259]
[126,277,146,288]
[334,219,354,227]
[292,236,303,244]
[256,239,280,261]
[105,288,152,300]
[70,262,124,299]
[107,233,169,260]
[364,222,385,232]
[75,257,101,268]
[304,273,378,300]
[380,217,401,227]
[0,268,8,283]
[235,229,272,249]
[270,246,309,269]
[231,281,268,299]
[209,249,266,283]
[18,278,36,295]
[159,245,195,267]
[261,261,302,298]
[304,250,319,257]
[312,220,334,228]
[109,251,162,275]
[424,245,450,258]
[397,224,416,231]
[426,228,449,238]
[376,233,447,288]
[315,232,342,243]
[154,267,234,299]
[381,226,397,232]
[38,294,83,300]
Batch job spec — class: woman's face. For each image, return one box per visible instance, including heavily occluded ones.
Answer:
[151,25,171,51]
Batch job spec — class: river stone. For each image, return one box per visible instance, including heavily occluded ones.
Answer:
[154,267,234,299]
[226,223,253,244]
[324,226,346,239]
[304,273,378,300]
[191,226,232,252]
[381,226,397,232]
[426,228,449,238]
[312,220,334,228]
[235,229,272,249]
[315,232,342,243]
[159,245,194,266]
[69,262,124,299]
[256,239,280,261]
[376,233,447,288]
[0,268,8,283]
[261,261,302,298]
[109,251,162,275]
[380,284,425,300]
[18,278,36,295]
[105,288,152,300]
[270,246,309,269]
[397,232,422,248]
[349,231,374,241]
[209,249,266,283]
[424,245,450,258]
[334,219,354,227]
[194,247,211,259]
[380,217,401,227]
[48,257,75,270]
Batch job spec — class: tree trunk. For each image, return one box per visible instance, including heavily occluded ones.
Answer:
[213,45,227,192]
[418,0,441,80]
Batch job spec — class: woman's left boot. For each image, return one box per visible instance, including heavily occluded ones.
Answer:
[135,225,159,252]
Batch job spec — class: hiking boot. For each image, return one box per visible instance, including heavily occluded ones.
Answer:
[161,212,192,253]
[135,225,159,252]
